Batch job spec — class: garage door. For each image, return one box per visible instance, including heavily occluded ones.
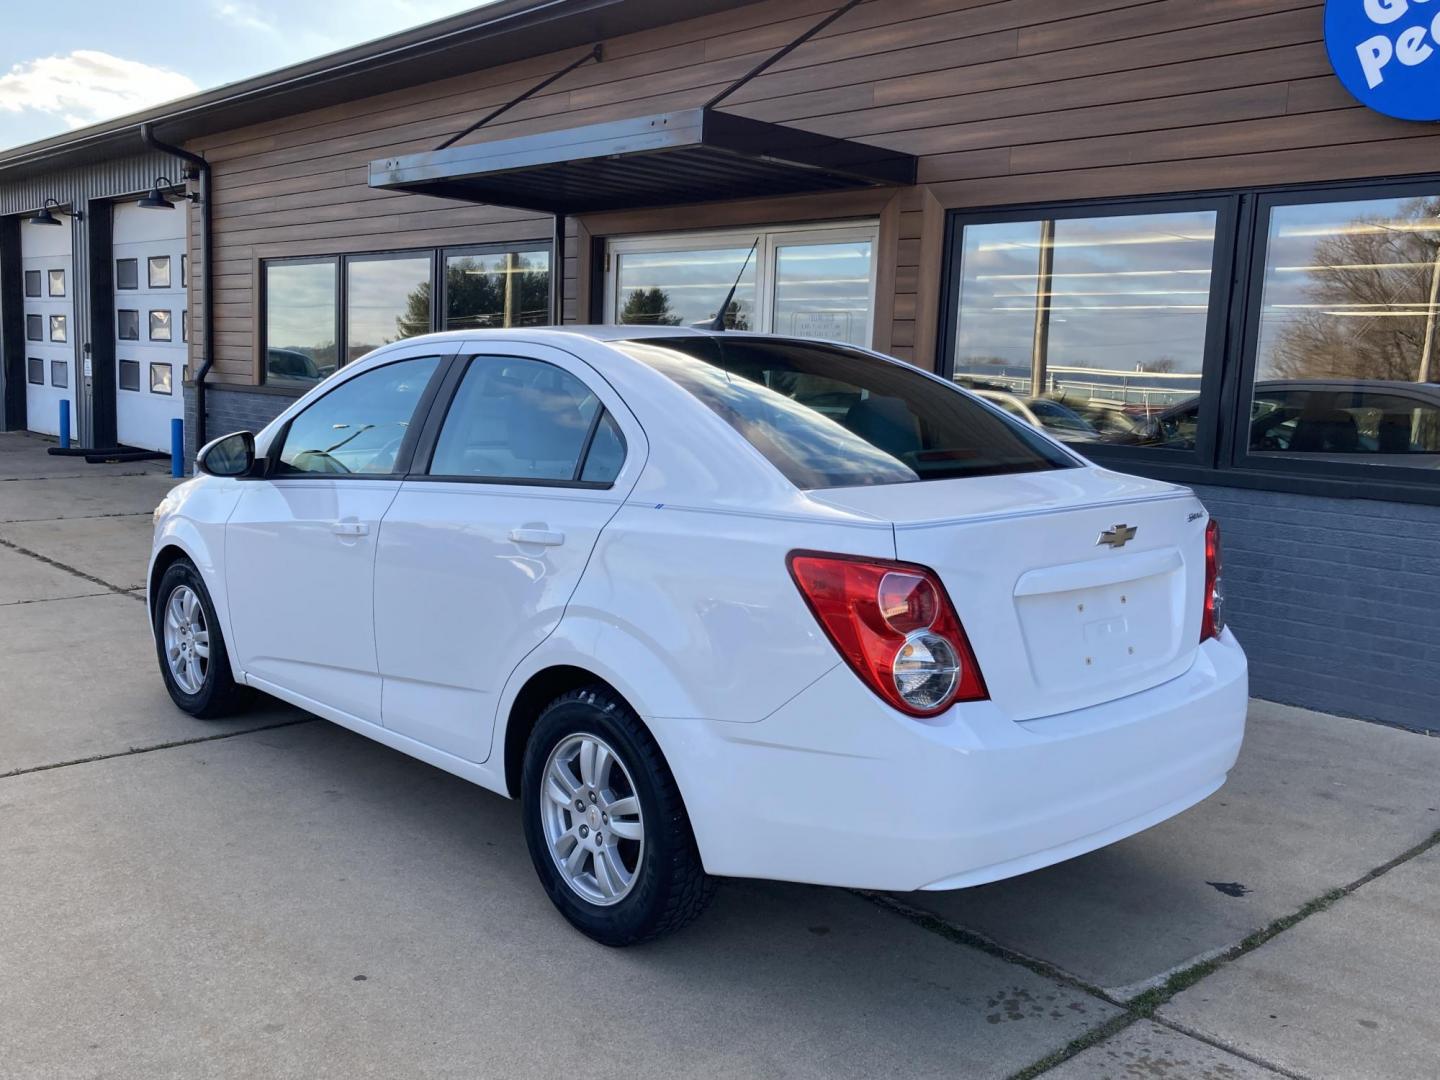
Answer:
[113,203,186,453]
[20,219,75,438]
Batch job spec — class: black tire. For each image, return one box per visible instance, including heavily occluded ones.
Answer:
[521,686,716,946]
[152,559,250,719]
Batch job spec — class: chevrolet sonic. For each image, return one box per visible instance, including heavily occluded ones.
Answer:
[149,327,1247,945]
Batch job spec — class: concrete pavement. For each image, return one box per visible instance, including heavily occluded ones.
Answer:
[0,430,1436,1079]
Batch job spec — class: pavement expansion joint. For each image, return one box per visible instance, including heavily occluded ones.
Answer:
[0,535,146,600]
[0,717,317,780]
[860,825,1440,1080]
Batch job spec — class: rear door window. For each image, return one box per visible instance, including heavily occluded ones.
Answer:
[615,337,1076,489]
[427,356,624,485]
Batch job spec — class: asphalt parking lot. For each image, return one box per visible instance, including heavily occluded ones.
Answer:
[1,429,1437,1080]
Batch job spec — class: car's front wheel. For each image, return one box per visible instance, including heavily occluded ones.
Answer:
[153,559,249,719]
[521,687,715,946]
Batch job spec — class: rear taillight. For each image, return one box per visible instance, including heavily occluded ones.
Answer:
[787,551,987,717]
[1201,518,1225,642]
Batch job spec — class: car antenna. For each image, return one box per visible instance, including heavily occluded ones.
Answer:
[709,237,759,331]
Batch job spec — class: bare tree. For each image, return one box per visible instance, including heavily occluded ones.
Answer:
[1268,197,1440,383]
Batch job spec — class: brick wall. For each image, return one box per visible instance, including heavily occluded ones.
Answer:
[184,384,294,464]
[1192,484,1440,734]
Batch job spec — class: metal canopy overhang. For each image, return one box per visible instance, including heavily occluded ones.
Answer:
[368,108,917,214]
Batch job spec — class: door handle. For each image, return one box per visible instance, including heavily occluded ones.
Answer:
[508,527,565,547]
[332,521,370,537]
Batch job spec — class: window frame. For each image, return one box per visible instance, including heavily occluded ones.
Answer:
[939,194,1240,474]
[1229,179,1440,489]
[941,180,1440,505]
[261,242,556,388]
[440,242,554,332]
[260,255,341,388]
[603,221,880,343]
[412,353,627,491]
[343,249,438,364]
[263,348,454,481]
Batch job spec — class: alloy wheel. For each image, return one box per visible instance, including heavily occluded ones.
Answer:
[540,732,645,906]
[163,585,210,695]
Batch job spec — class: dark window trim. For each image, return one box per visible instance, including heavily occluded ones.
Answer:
[116,258,139,290]
[940,175,1440,505]
[47,268,65,297]
[27,357,44,385]
[940,194,1237,474]
[23,269,41,297]
[411,352,624,491]
[50,359,67,388]
[260,240,554,387]
[266,352,450,481]
[25,314,42,341]
[260,255,340,388]
[118,358,141,392]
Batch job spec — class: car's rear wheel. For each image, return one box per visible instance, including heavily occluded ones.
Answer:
[521,687,715,946]
[153,559,249,719]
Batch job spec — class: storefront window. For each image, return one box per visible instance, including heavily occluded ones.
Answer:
[265,260,338,385]
[444,248,550,330]
[614,247,757,329]
[346,253,433,363]
[1250,195,1440,466]
[607,225,877,338]
[952,209,1218,449]
[772,240,873,347]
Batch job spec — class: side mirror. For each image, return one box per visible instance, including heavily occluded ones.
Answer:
[196,431,257,478]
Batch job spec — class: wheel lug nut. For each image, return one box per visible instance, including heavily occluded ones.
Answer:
[578,824,589,837]
[602,813,608,824]
[575,800,585,812]
[595,833,603,845]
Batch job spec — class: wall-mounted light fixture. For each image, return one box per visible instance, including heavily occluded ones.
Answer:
[29,198,73,226]
[138,175,199,210]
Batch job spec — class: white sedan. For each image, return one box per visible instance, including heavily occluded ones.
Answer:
[150,328,1247,945]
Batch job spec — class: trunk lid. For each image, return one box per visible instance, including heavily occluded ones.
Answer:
[808,467,1209,721]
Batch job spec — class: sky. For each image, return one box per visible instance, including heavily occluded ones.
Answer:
[0,0,492,150]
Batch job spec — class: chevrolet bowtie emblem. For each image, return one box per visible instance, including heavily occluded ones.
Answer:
[1096,524,1137,549]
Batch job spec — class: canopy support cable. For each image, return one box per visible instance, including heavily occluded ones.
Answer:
[435,43,603,151]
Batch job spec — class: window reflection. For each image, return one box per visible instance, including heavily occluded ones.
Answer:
[614,248,757,329]
[266,260,338,385]
[1251,196,1440,466]
[346,255,432,363]
[444,249,550,330]
[772,241,873,346]
[952,211,1217,448]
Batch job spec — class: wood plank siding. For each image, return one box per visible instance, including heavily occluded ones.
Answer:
[185,0,1436,384]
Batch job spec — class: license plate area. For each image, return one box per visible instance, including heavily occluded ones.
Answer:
[1015,568,1182,691]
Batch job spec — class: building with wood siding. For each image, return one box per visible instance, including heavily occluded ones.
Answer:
[1,0,1437,731]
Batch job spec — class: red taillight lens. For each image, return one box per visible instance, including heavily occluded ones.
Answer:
[1201,518,1225,642]
[787,551,987,717]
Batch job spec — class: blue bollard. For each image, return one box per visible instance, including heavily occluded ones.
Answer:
[59,399,70,449]
[170,417,184,478]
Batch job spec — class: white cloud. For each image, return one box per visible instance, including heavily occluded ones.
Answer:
[0,51,198,130]
[212,1,277,35]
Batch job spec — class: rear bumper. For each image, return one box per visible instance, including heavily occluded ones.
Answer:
[664,631,1247,892]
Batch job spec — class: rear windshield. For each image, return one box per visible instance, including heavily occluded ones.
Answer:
[614,337,1077,489]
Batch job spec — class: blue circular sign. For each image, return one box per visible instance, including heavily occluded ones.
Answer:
[1326,0,1440,120]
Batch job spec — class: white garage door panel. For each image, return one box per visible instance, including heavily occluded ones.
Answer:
[21,220,75,438]
[113,203,187,453]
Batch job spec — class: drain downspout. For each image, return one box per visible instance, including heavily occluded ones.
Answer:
[140,123,212,452]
